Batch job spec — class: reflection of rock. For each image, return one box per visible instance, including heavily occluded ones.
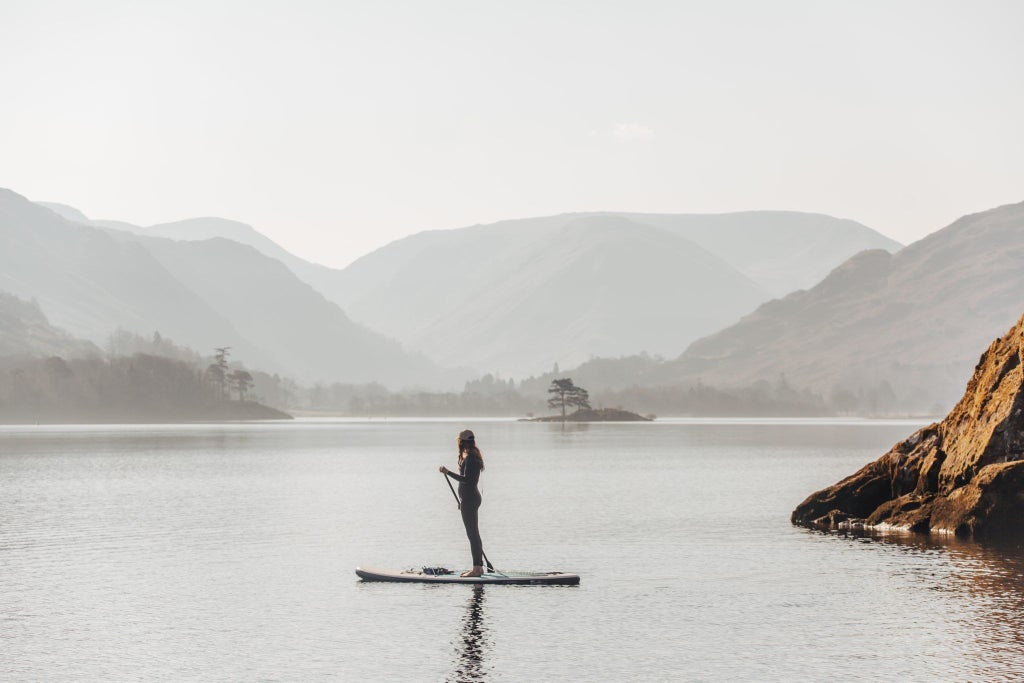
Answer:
[792,312,1024,537]
[821,531,1024,666]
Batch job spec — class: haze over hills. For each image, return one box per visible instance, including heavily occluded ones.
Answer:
[666,200,1024,412]
[406,215,769,373]
[133,217,344,298]
[105,231,439,384]
[330,211,899,375]
[23,188,1024,416]
[2,190,260,362]
[39,204,349,315]
[36,202,898,377]
[0,291,100,359]
[4,189,443,387]
[616,211,902,296]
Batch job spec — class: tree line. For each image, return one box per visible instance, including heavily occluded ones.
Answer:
[0,327,935,421]
[0,332,283,423]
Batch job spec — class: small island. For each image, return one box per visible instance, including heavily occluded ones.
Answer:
[522,378,653,422]
[527,407,652,422]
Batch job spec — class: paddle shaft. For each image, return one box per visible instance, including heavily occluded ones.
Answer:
[442,471,495,572]
[444,472,461,508]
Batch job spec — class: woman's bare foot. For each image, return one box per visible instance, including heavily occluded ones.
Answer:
[460,565,484,577]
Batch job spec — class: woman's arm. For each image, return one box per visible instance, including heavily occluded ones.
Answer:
[439,465,462,480]
[442,465,468,483]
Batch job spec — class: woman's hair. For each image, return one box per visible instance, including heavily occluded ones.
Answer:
[458,429,484,470]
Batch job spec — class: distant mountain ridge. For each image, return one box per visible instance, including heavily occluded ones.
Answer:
[404,215,770,373]
[666,200,1024,412]
[3,189,443,387]
[610,211,902,296]
[29,195,901,380]
[3,191,257,360]
[327,211,899,375]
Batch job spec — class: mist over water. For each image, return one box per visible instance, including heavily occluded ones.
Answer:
[3,419,1024,680]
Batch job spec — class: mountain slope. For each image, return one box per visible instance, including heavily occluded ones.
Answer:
[5,190,443,386]
[35,201,90,223]
[672,201,1024,411]
[332,211,897,310]
[0,190,264,363]
[329,211,896,374]
[35,200,899,378]
[406,216,768,372]
[0,291,100,358]
[109,231,442,385]
[93,216,347,307]
[616,211,902,296]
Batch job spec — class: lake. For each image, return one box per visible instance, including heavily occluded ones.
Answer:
[3,418,1024,681]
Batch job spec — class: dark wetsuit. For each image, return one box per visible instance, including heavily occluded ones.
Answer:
[446,455,484,567]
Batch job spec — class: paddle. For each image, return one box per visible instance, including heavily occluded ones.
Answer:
[441,471,496,573]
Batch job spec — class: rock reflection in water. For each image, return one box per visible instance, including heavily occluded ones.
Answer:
[827,530,1024,675]
[451,585,489,682]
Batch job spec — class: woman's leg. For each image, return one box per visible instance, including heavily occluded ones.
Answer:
[460,495,484,569]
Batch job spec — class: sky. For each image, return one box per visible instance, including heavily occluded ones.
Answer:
[1,0,1022,268]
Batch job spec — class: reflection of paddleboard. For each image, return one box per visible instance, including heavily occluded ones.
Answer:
[355,567,580,585]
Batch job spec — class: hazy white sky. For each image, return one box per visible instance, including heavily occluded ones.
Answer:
[1,0,1022,267]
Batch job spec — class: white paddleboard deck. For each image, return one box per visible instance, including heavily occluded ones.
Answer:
[355,567,580,585]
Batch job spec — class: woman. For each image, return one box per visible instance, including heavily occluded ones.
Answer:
[440,429,486,577]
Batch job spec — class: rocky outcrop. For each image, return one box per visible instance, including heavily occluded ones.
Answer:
[792,312,1024,537]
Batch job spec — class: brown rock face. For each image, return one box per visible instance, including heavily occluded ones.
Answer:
[792,312,1024,537]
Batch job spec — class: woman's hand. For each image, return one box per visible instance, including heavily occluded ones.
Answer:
[439,465,449,475]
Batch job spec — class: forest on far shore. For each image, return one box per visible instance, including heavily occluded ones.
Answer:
[0,351,288,424]
[0,328,932,424]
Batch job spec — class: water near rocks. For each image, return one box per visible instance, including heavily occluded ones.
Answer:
[3,418,1024,681]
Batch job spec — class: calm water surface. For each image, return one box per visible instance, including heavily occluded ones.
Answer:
[3,418,1024,681]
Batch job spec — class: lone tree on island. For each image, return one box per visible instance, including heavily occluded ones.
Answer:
[569,386,591,412]
[548,378,591,419]
[228,369,254,402]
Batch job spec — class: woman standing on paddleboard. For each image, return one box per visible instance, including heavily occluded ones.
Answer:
[439,430,485,577]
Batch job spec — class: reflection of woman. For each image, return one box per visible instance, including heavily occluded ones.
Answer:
[453,585,487,681]
[439,429,485,577]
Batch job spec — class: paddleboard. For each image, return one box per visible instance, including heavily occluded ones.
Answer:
[355,567,580,585]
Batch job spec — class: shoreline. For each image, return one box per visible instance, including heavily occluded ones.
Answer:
[0,415,936,427]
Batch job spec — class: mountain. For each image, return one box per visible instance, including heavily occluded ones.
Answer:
[0,290,100,358]
[671,200,1024,412]
[335,215,769,373]
[400,215,769,373]
[3,189,442,386]
[613,211,902,296]
[35,201,90,223]
[143,218,340,289]
[1,190,261,362]
[33,200,899,378]
[329,211,897,375]
[105,231,441,385]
